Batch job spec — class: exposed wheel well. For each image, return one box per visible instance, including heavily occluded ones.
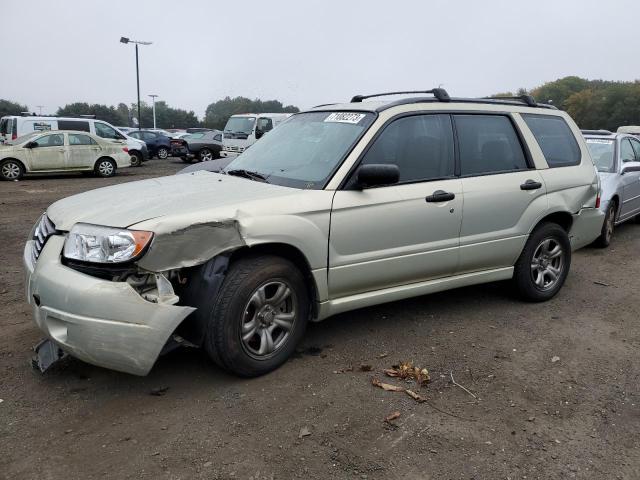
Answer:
[535,211,573,232]
[229,243,319,317]
[609,195,620,217]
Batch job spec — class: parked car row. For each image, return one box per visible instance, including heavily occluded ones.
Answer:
[25,90,608,378]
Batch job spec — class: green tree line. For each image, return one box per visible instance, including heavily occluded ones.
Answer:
[0,97,299,130]
[493,76,640,131]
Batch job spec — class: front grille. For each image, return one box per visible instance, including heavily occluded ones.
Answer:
[32,214,56,264]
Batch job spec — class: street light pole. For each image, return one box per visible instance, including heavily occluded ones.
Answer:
[120,37,152,130]
[148,94,159,129]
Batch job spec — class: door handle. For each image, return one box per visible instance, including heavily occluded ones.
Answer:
[520,179,542,190]
[425,190,455,202]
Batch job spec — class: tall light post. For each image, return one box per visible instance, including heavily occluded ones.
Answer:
[148,94,159,129]
[120,37,152,130]
[36,105,44,115]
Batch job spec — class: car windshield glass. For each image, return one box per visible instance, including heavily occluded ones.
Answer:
[585,138,615,172]
[7,132,38,145]
[224,117,256,134]
[223,111,376,189]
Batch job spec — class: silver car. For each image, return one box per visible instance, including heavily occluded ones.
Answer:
[24,90,603,377]
[583,130,640,246]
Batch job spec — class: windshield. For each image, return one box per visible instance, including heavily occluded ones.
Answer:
[6,132,39,146]
[224,111,376,189]
[224,116,256,134]
[585,138,615,172]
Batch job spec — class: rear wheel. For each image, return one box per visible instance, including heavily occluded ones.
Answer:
[204,255,309,377]
[94,158,116,178]
[199,148,213,162]
[594,202,616,248]
[0,159,24,181]
[129,152,142,167]
[157,147,169,159]
[513,222,571,302]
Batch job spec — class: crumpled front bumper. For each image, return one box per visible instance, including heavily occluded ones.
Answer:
[24,235,194,376]
[568,207,605,250]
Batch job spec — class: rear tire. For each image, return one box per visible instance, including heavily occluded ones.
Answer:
[157,147,169,159]
[594,202,616,248]
[94,158,116,178]
[0,159,24,181]
[204,255,309,377]
[513,222,571,302]
[129,152,142,167]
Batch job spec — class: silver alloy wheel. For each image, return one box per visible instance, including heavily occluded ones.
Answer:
[200,149,213,161]
[530,238,565,291]
[240,281,297,359]
[2,161,20,180]
[98,160,114,176]
[158,148,169,159]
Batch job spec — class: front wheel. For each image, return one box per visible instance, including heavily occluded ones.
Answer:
[513,223,571,302]
[157,147,169,159]
[199,148,213,162]
[94,158,116,178]
[204,255,309,377]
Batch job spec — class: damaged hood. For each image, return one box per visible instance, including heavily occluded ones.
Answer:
[47,171,297,230]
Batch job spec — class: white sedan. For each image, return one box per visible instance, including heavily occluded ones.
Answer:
[0,130,131,181]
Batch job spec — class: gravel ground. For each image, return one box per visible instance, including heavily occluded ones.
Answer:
[1,158,639,479]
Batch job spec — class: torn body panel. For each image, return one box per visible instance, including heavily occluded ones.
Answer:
[24,236,195,376]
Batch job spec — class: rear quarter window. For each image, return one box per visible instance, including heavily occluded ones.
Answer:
[522,114,581,167]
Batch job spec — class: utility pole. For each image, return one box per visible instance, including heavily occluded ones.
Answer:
[149,94,159,129]
[120,37,152,130]
[36,106,44,115]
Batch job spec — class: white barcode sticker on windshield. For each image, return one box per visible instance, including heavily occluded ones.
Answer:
[585,138,613,144]
[324,112,366,124]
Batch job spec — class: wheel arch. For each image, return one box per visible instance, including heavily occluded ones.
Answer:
[1,157,26,170]
[531,211,573,233]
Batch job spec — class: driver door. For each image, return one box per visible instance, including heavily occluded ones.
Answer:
[28,133,67,170]
[329,114,462,298]
[622,137,640,220]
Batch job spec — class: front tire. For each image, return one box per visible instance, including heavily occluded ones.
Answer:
[204,255,309,377]
[0,159,24,181]
[594,202,616,248]
[513,222,571,302]
[94,158,116,178]
[157,147,169,159]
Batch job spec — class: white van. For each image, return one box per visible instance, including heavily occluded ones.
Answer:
[220,113,292,157]
[0,115,149,166]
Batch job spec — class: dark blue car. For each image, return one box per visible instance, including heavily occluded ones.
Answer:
[129,130,188,159]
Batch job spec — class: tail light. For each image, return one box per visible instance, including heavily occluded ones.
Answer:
[595,193,601,209]
[12,133,17,140]
[122,147,129,153]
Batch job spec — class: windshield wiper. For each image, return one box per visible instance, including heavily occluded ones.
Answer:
[226,169,268,183]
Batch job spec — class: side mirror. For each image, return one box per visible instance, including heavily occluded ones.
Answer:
[621,161,640,174]
[355,164,400,189]
[25,141,37,149]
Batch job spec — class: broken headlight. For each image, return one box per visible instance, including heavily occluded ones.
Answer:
[63,223,153,264]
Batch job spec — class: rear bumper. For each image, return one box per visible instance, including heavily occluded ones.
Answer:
[24,236,194,376]
[569,207,605,250]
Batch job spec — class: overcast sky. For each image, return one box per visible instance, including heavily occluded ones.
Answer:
[3,0,639,119]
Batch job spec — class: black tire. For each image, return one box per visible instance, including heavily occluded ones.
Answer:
[204,255,309,377]
[199,148,213,162]
[129,152,142,167]
[157,147,169,159]
[594,201,616,248]
[0,158,24,181]
[94,158,117,178]
[181,157,193,163]
[513,222,571,302]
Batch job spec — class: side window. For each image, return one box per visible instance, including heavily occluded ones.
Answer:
[257,117,273,132]
[94,122,119,139]
[455,115,528,176]
[522,114,581,167]
[58,120,90,132]
[620,138,635,163]
[33,134,64,147]
[142,132,156,141]
[69,134,96,146]
[360,114,455,183]
[214,134,222,142]
[629,138,640,161]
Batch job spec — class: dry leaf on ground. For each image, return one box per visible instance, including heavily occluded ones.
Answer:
[371,378,405,392]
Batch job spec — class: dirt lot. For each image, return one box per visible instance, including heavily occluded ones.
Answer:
[1,158,639,480]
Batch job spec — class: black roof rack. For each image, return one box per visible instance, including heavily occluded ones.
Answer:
[351,88,450,103]
[581,129,613,135]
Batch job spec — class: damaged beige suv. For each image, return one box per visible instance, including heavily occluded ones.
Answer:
[24,89,603,377]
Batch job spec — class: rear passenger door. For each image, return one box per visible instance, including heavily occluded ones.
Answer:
[68,133,100,169]
[329,114,463,298]
[455,114,546,274]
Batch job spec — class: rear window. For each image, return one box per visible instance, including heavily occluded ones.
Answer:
[58,120,90,132]
[522,114,581,167]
